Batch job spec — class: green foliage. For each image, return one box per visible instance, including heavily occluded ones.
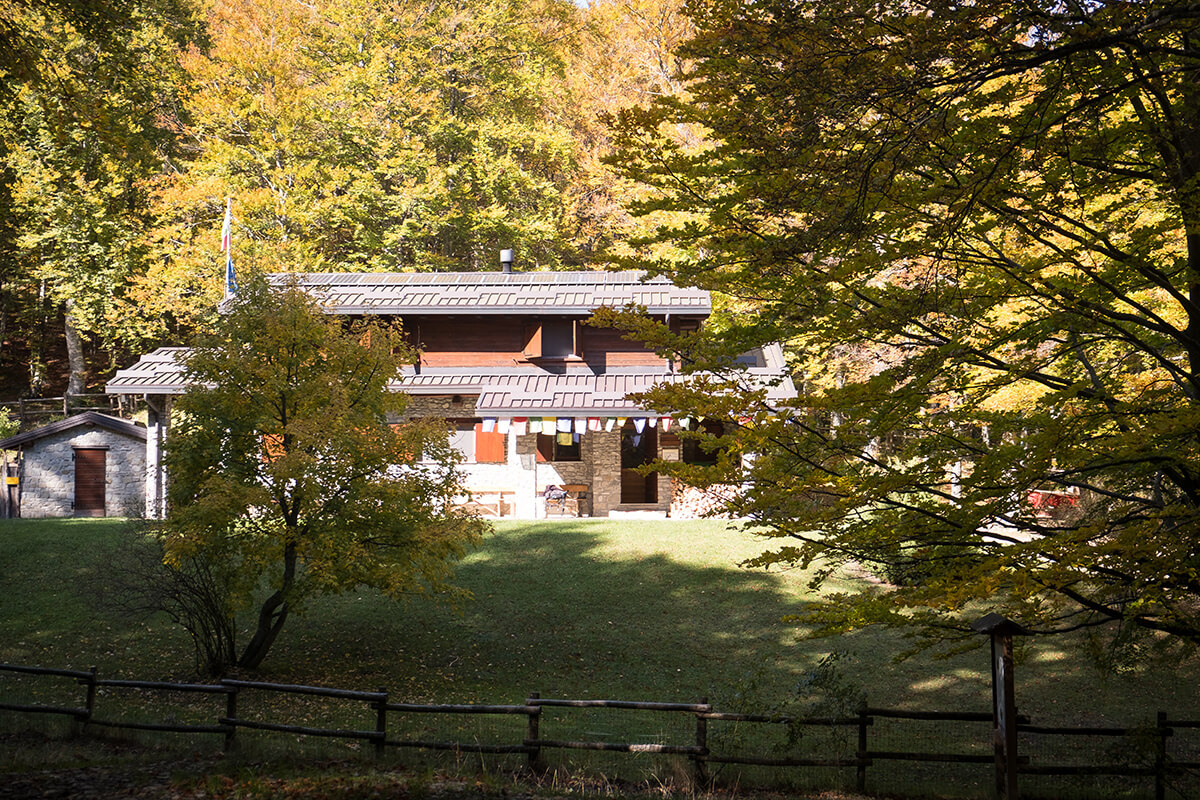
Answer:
[608,0,1200,652]
[164,278,486,671]
[0,0,198,391]
[126,0,595,343]
[0,406,17,439]
[0,0,695,383]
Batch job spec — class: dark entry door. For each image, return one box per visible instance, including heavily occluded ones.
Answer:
[74,448,106,517]
[620,423,657,504]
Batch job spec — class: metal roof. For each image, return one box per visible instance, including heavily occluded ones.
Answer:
[104,347,189,395]
[0,411,146,450]
[407,372,676,415]
[264,271,711,316]
[106,346,797,416]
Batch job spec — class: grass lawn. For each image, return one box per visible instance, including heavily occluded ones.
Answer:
[2,517,1199,797]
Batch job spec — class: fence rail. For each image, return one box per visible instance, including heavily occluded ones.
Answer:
[1,661,1195,798]
[0,394,140,428]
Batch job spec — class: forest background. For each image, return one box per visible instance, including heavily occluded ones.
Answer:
[10,0,1200,658]
[0,0,693,399]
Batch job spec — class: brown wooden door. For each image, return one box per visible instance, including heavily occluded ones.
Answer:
[74,448,106,517]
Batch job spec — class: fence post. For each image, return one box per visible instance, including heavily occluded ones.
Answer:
[223,682,238,753]
[77,666,98,736]
[375,687,388,759]
[1155,710,1168,800]
[526,692,541,771]
[694,696,709,788]
[972,613,1029,800]
[857,705,870,793]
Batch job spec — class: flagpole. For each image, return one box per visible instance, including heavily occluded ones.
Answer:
[221,196,237,299]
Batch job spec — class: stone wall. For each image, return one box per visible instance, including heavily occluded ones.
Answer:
[403,394,479,419]
[590,430,622,516]
[18,426,146,518]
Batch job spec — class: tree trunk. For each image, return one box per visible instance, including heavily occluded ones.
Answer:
[29,279,48,396]
[237,591,290,670]
[64,299,87,396]
[237,542,297,669]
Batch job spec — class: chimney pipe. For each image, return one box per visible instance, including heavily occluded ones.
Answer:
[500,248,513,273]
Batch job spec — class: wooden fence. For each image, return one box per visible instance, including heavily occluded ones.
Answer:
[2,662,1196,798]
[0,394,139,427]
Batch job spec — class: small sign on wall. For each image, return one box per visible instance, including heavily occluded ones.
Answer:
[661,448,680,462]
[4,477,17,485]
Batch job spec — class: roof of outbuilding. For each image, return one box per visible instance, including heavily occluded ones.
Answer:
[0,411,146,450]
[262,270,711,316]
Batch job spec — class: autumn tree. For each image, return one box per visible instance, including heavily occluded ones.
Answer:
[560,0,696,257]
[609,0,1200,653]
[164,277,485,672]
[123,0,592,345]
[0,0,196,394]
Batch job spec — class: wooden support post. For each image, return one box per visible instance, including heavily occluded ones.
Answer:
[972,613,1029,800]
[375,687,388,759]
[526,692,541,771]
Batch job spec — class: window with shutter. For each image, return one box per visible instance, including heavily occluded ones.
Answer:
[474,423,506,463]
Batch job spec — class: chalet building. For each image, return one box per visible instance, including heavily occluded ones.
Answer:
[105,271,796,519]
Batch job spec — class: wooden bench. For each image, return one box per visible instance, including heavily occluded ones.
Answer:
[457,489,515,518]
[545,484,589,517]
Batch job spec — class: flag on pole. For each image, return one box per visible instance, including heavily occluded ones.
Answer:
[221,197,237,297]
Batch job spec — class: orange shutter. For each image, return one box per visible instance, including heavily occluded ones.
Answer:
[523,323,543,358]
[474,423,506,463]
[535,433,553,462]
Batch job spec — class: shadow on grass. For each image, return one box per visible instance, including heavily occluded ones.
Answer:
[3,517,1199,731]
[271,520,814,706]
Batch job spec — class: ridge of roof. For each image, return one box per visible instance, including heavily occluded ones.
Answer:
[0,411,147,450]
[261,270,711,316]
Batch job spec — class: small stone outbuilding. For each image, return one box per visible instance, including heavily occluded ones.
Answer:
[0,411,147,518]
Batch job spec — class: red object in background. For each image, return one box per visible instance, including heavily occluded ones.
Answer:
[1028,490,1078,510]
